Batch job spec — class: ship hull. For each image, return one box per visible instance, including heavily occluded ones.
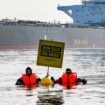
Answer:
[0,25,105,49]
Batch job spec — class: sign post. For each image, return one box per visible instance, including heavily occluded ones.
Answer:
[47,66,49,77]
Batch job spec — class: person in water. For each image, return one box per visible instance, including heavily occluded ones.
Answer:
[55,68,87,88]
[15,67,41,86]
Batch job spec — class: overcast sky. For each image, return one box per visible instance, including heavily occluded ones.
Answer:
[0,0,81,23]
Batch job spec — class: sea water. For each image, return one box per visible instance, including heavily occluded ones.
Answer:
[0,49,105,105]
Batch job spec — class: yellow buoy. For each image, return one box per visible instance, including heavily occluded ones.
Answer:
[40,77,53,86]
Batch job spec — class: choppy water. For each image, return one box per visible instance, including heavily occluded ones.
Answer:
[0,49,105,105]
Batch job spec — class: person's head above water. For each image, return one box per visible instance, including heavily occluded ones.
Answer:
[66,68,72,74]
[26,67,32,76]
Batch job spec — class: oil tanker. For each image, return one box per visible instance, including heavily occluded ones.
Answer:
[0,0,105,49]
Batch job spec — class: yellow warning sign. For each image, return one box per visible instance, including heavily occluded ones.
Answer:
[37,40,65,68]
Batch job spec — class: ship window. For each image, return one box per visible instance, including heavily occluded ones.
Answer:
[76,21,79,23]
[76,9,79,12]
[88,20,93,23]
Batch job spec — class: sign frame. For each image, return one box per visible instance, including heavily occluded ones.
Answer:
[37,40,65,68]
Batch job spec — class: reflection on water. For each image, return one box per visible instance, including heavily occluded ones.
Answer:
[37,87,64,105]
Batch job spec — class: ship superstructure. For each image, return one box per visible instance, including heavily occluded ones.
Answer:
[58,0,105,25]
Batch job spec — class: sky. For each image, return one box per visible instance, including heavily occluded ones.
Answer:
[0,0,81,23]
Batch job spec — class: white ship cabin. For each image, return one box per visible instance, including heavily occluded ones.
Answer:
[58,0,105,25]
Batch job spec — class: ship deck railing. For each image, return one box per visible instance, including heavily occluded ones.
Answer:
[0,21,105,29]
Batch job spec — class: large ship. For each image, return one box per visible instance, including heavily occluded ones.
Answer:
[1,0,105,49]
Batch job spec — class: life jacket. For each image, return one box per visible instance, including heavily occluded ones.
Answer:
[22,73,37,85]
[61,72,77,87]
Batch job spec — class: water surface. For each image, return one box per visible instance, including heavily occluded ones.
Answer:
[0,49,105,105]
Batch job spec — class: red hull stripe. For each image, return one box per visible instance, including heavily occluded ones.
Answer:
[0,45,38,49]
[0,44,105,49]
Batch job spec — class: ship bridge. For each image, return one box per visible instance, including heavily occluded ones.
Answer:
[58,0,105,24]
[82,0,105,5]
